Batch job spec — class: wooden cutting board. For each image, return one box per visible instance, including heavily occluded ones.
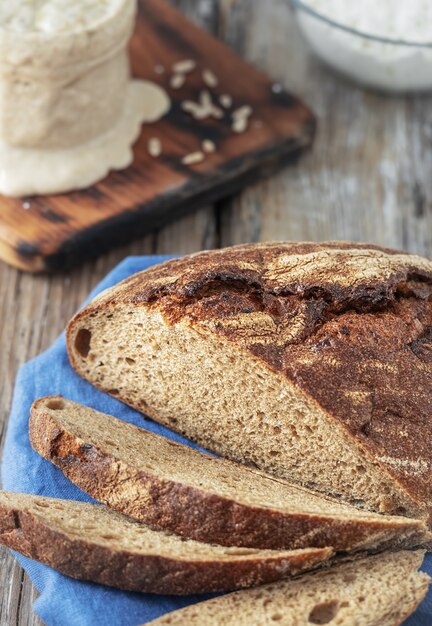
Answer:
[0,0,315,272]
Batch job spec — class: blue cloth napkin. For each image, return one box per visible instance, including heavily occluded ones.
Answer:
[1,256,431,626]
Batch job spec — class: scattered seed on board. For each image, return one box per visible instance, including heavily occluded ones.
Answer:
[154,64,165,75]
[232,119,248,133]
[232,105,253,133]
[202,139,216,153]
[170,73,186,90]
[203,69,218,88]
[22,201,31,210]
[219,94,232,108]
[182,151,205,165]
[272,82,283,94]
[232,105,252,120]
[148,138,162,158]
[173,59,196,74]
[201,90,223,118]
[182,90,223,120]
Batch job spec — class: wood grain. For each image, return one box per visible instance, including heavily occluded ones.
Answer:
[1,0,431,623]
[0,0,314,273]
[218,0,432,254]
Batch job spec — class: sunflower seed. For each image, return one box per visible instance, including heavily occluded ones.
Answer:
[231,105,253,133]
[232,105,253,120]
[173,59,196,74]
[182,151,205,165]
[170,73,186,89]
[203,69,218,88]
[148,138,162,158]
[202,139,216,153]
[219,94,232,108]
[182,90,223,120]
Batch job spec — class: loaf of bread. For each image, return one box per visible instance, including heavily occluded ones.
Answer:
[0,492,333,594]
[67,242,432,523]
[30,396,430,553]
[146,550,430,626]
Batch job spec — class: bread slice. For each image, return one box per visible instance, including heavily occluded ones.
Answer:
[30,396,430,553]
[0,492,333,594]
[146,550,430,625]
[66,242,432,523]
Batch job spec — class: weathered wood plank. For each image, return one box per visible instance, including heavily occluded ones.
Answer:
[155,206,219,254]
[218,0,432,257]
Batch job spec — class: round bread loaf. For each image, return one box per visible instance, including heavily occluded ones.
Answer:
[67,242,432,524]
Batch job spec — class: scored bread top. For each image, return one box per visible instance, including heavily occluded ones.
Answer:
[77,242,432,512]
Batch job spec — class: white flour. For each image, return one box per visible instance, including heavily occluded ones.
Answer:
[296,0,432,91]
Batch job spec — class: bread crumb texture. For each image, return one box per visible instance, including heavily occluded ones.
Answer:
[146,550,430,625]
[30,397,429,553]
[67,242,432,522]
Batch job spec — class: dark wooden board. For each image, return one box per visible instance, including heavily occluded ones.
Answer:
[0,0,315,272]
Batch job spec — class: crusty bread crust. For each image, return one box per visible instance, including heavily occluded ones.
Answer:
[66,242,432,520]
[29,397,430,553]
[0,492,333,595]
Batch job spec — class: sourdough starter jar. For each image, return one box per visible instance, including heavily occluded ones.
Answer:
[0,0,136,149]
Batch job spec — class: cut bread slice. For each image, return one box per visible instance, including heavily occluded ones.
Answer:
[66,243,432,523]
[0,492,333,595]
[147,550,430,626]
[30,396,430,553]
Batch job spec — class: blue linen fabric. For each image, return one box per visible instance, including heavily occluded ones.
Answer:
[1,255,431,626]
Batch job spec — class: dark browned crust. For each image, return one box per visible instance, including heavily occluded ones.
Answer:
[0,494,332,595]
[67,242,432,518]
[29,397,429,553]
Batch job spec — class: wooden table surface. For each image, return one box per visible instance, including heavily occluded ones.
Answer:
[1,0,431,623]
